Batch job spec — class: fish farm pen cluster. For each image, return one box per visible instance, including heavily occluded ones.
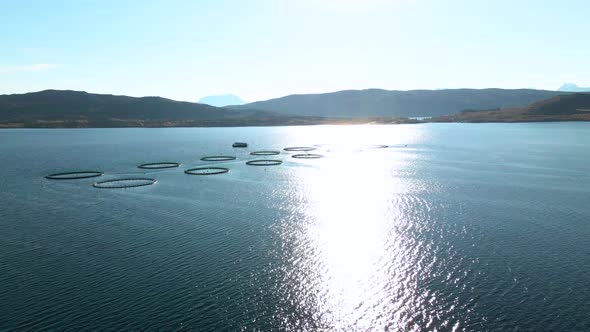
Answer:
[44,144,392,189]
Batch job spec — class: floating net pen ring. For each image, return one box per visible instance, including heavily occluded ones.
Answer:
[200,156,236,162]
[45,171,103,180]
[184,167,229,175]
[137,162,180,169]
[292,153,323,159]
[93,178,156,189]
[283,146,316,152]
[250,150,280,156]
[246,160,283,166]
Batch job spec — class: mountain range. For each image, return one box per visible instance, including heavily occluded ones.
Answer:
[0,90,372,128]
[558,83,590,93]
[198,94,245,107]
[229,88,564,118]
[0,88,588,128]
[0,90,274,128]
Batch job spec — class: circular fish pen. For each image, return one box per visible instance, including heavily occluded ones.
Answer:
[292,153,323,159]
[200,156,236,162]
[185,167,229,175]
[137,162,180,169]
[250,150,280,156]
[46,171,103,180]
[246,160,283,166]
[283,146,316,152]
[93,178,156,189]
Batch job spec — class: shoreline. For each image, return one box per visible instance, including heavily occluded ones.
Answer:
[2,119,590,129]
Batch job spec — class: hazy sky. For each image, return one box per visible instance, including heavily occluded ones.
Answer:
[1,0,589,102]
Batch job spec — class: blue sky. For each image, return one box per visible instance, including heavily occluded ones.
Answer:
[1,0,589,102]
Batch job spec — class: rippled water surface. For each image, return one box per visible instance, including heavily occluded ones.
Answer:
[1,123,589,331]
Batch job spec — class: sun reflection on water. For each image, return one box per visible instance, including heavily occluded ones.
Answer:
[271,125,461,330]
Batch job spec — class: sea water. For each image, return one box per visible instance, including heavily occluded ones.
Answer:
[0,123,589,331]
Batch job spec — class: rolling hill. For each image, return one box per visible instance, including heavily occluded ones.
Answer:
[0,90,395,128]
[229,88,566,118]
[1,89,586,128]
[0,90,289,128]
[431,93,590,122]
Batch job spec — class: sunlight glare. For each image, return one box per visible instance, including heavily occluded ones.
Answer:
[276,125,431,329]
